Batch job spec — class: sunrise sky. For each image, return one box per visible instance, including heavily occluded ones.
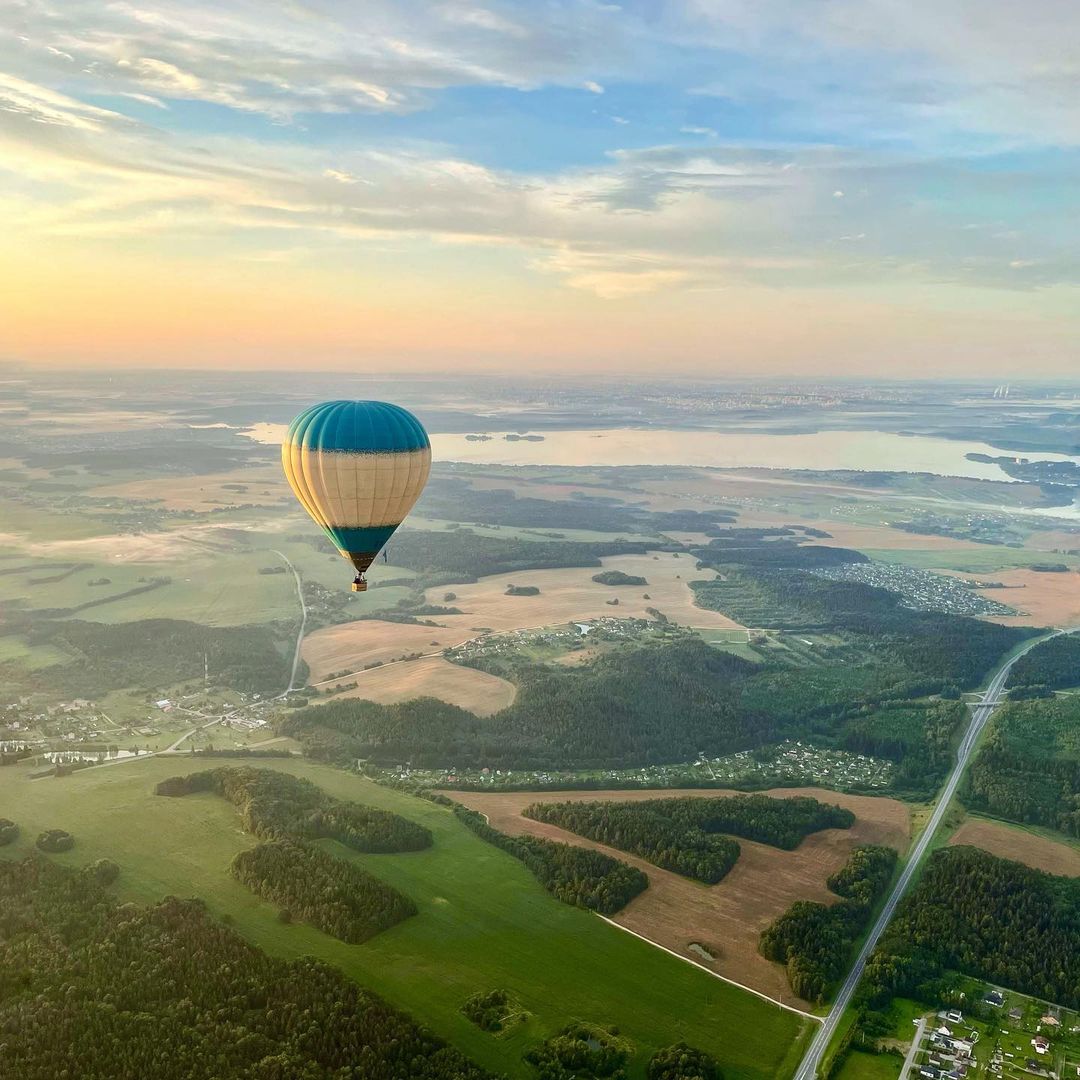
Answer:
[2,1,1078,375]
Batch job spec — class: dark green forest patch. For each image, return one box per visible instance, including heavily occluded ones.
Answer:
[862,846,1080,1009]
[759,845,897,1003]
[523,795,854,884]
[231,839,416,943]
[0,855,493,1080]
[964,696,1080,837]
[452,804,647,914]
[155,765,433,852]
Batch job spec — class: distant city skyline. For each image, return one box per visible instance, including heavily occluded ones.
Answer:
[1,1,1077,375]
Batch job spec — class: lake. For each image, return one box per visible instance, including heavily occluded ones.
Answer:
[242,423,1080,482]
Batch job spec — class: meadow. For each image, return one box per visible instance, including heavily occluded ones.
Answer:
[0,757,811,1080]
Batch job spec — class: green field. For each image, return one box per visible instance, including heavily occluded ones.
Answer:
[0,533,416,627]
[863,548,1080,572]
[0,757,811,1080]
[833,1049,904,1080]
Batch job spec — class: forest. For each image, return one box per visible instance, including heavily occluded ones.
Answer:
[964,696,1080,837]
[0,854,494,1080]
[156,766,433,852]
[412,478,737,536]
[647,1044,721,1080]
[523,795,854,884]
[759,845,897,1003]
[525,1022,633,1080]
[7,616,299,698]
[1008,633,1080,690]
[231,839,416,943]
[691,564,1030,691]
[283,532,1028,789]
[348,527,655,587]
[461,988,523,1033]
[592,570,648,586]
[283,639,764,769]
[861,846,1080,1008]
[452,804,648,914]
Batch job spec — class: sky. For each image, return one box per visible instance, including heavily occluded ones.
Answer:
[1,0,1078,376]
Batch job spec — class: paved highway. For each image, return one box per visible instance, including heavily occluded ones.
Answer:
[793,630,1067,1080]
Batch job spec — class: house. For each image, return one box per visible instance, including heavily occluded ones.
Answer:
[1040,1015,1061,1028]
[985,991,1005,1008]
[1009,1008,1024,1023]
[1032,1036,1050,1055]
[947,1011,964,1024]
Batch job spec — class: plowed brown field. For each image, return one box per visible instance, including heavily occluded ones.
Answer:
[444,786,910,1007]
[949,819,1080,876]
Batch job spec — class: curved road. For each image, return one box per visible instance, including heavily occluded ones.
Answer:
[271,549,308,695]
[793,629,1069,1080]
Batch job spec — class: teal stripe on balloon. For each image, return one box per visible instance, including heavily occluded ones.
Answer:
[285,400,429,454]
[324,524,400,554]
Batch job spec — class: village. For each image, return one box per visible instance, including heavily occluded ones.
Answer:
[901,986,1080,1080]
[0,680,277,773]
[810,563,1019,618]
[375,740,895,793]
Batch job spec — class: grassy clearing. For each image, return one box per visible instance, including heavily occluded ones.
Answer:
[833,1050,905,1080]
[0,757,810,1080]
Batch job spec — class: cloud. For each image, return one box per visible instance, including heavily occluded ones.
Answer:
[0,0,638,120]
[0,1,1077,307]
[0,72,124,132]
[672,0,1080,146]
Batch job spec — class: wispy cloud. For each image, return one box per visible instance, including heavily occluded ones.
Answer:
[0,0,1076,370]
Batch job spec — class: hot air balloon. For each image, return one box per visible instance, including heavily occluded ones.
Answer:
[282,400,431,591]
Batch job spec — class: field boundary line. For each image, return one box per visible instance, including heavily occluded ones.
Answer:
[596,914,821,1021]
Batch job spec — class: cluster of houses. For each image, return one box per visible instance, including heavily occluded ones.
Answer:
[919,1013,978,1080]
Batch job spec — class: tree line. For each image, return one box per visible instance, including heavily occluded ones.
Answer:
[861,845,1080,1008]
[759,845,897,1003]
[0,854,494,1079]
[452,804,648,915]
[523,795,854,885]
[156,766,433,852]
[231,839,416,943]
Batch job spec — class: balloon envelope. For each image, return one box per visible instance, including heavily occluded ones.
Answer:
[282,400,430,589]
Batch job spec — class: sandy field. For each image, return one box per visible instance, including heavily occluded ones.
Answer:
[0,525,241,562]
[302,551,744,707]
[949,819,1080,877]
[419,552,744,632]
[320,655,515,715]
[91,466,287,511]
[445,786,911,1007]
[939,568,1080,627]
[1024,529,1080,552]
[303,623,478,682]
[810,523,995,554]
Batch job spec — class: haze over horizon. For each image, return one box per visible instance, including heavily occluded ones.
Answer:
[2,0,1078,376]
